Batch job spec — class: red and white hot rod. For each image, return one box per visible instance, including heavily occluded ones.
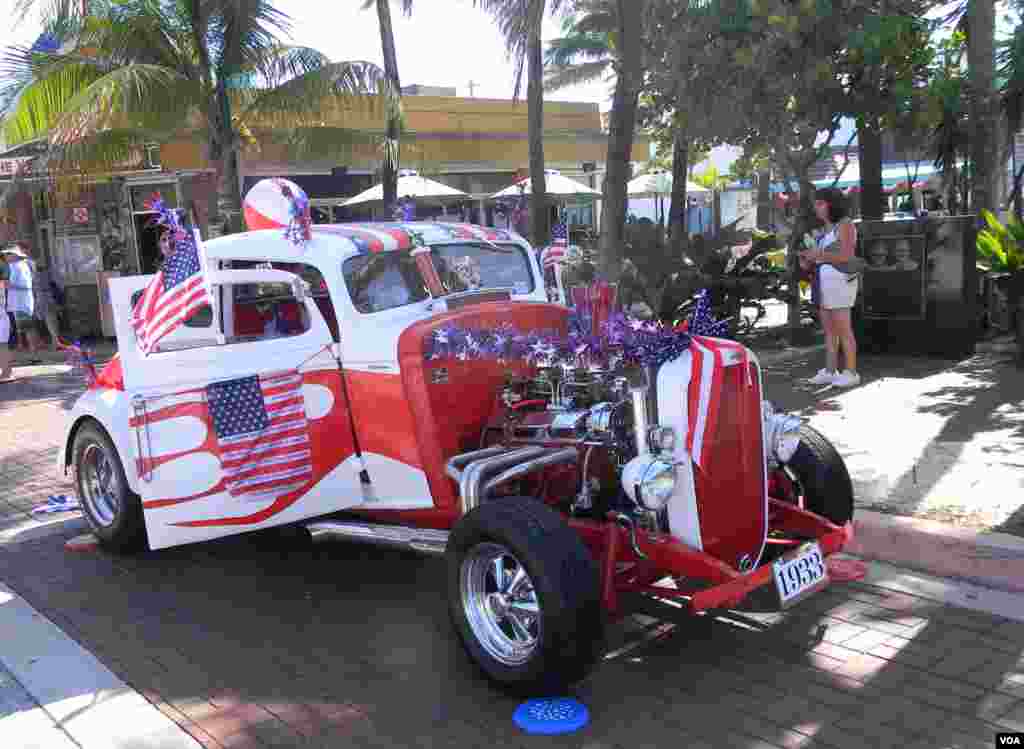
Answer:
[60,220,853,695]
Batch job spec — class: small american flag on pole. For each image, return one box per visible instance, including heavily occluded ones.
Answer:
[207,371,313,500]
[551,221,568,246]
[131,226,213,355]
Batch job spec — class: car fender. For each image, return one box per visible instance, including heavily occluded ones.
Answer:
[60,388,140,494]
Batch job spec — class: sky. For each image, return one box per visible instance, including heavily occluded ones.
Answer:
[0,0,1014,175]
[0,0,617,109]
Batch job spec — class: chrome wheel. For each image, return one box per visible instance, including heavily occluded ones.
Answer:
[460,542,541,666]
[79,443,121,528]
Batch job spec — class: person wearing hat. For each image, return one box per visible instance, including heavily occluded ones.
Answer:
[0,252,11,381]
[2,244,42,363]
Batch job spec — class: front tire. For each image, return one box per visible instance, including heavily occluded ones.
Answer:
[72,421,147,553]
[780,424,854,525]
[446,497,603,696]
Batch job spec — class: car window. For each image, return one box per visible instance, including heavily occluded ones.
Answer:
[131,289,212,328]
[130,278,311,352]
[226,281,311,344]
[225,260,338,342]
[431,242,534,295]
[342,251,429,314]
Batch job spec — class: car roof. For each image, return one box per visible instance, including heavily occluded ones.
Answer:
[202,222,530,267]
[315,221,525,252]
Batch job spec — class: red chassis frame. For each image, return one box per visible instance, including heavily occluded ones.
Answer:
[570,497,853,618]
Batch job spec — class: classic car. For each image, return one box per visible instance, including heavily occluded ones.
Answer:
[60,220,854,695]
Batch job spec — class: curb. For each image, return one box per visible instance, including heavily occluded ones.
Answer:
[0,580,202,749]
[846,509,1024,594]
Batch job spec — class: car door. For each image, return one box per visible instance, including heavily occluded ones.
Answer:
[108,268,366,550]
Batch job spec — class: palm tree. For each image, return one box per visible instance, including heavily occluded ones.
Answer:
[967,0,998,216]
[1,0,392,236]
[597,0,645,283]
[475,0,569,248]
[362,0,413,211]
[543,1,615,95]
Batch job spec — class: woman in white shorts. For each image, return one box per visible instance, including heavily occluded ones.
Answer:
[800,188,861,388]
[0,267,11,382]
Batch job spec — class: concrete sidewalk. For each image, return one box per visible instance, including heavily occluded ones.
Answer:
[755,341,1024,593]
[0,581,201,749]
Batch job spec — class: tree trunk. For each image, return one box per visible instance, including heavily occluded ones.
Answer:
[786,173,816,346]
[858,117,884,220]
[526,6,549,248]
[669,127,690,258]
[756,169,771,228]
[208,84,242,238]
[598,0,644,284]
[968,0,997,220]
[377,0,401,210]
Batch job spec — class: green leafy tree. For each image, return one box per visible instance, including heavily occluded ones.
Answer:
[1,0,393,235]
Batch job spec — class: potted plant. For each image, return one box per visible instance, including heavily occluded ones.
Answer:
[976,209,1024,362]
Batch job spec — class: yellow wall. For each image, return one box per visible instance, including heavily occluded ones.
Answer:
[161,94,650,171]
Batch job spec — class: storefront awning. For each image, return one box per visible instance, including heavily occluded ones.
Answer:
[813,162,949,190]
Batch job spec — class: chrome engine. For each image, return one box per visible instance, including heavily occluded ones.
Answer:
[444,365,682,535]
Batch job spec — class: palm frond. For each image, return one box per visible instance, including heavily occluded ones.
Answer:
[245,44,331,89]
[49,125,192,176]
[545,33,613,66]
[208,0,293,73]
[238,60,392,126]
[544,59,612,92]
[2,61,110,144]
[31,64,196,146]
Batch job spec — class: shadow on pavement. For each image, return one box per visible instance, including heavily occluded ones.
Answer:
[0,524,1021,748]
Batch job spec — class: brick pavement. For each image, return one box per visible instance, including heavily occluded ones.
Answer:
[1,352,1023,747]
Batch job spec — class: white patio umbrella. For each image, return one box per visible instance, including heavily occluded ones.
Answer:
[491,169,600,198]
[626,170,709,199]
[341,171,467,206]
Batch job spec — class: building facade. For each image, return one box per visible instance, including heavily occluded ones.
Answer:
[1,88,647,339]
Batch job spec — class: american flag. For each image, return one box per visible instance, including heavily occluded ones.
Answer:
[551,221,568,246]
[207,372,313,500]
[132,228,212,355]
[682,289,748,470]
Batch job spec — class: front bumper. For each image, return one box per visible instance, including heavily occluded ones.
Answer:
[569,498,853,615]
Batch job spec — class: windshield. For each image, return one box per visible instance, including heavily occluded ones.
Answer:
[342,241,535,314]
[430,242,534,296]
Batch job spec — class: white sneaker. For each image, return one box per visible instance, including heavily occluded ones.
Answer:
[832,370,861,388]
[807,368,837,385]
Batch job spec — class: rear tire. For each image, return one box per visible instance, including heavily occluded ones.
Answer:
[446,497,603,696]
[72,421,147,553]
[782,424,854,525]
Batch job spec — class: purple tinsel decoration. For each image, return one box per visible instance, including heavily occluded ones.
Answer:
[273,179,312,246]
[423,287,732,370]
[143,193,188,245]
[424,310,696,370]
[687,288,731,338]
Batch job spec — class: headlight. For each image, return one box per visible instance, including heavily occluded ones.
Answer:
[621,455,676,511]
[762,401,802,465]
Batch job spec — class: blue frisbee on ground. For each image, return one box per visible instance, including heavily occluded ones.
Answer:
[513,697,589,735]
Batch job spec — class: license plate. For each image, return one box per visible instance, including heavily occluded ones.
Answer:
[773,542,829,607]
